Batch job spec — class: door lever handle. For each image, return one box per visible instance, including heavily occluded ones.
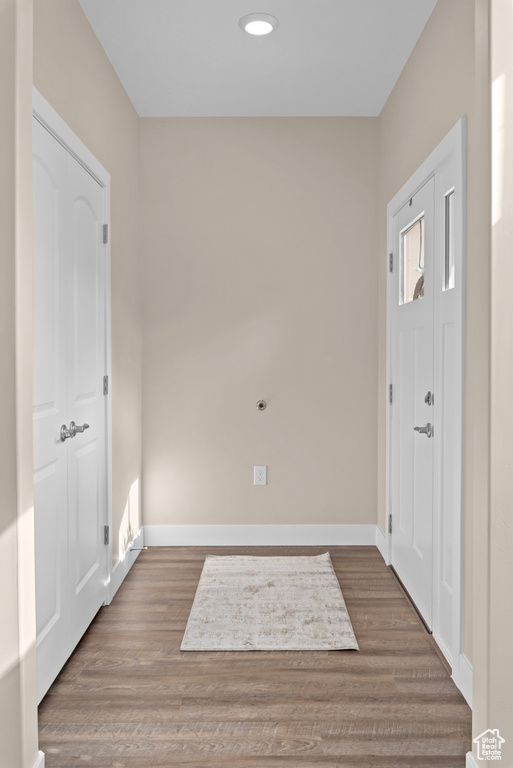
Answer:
[414,423,432,438]
[69,421,89,435]
[60,422,90,441]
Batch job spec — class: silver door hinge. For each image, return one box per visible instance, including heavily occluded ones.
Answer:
[103,375,109,395]
[389,384,393,405]
[388,515,392,535]
[389,252,393,273]
[104,525,110,545]
[103,224,109,244]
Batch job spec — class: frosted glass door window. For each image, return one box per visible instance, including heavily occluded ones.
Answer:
[401,216,425,304]
[444,190,455,291]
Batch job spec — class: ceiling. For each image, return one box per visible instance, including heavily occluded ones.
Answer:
[78,0,438,117]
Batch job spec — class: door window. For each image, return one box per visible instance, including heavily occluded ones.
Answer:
[444,190,455,291]
[401,216,425,304]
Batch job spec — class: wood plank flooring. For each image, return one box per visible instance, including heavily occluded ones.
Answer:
[38,546,471,767]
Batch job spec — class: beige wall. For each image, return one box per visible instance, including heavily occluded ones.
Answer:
[140,118,379,527]
[0,0,39,766]
[485,0,513,759]
[33,0,142,563]
[377,0,488,663]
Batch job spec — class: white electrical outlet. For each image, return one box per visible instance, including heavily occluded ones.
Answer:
[254,466,267,485]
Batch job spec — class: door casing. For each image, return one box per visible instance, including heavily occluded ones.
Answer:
[32,86,113,612]
[385,119,466,697]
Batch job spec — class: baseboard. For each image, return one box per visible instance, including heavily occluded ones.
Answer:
[143,524,378,547]
[106,528,144,603]
[453,652,473,708]
[466,752,478,768]
[33,751,45,768]
[375,525,389,564]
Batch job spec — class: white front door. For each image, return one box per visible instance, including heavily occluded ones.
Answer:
[33,116,108,702]
[390,177,435,628]
[387,121,465,682]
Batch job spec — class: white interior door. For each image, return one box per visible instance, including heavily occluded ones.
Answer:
[33,119,70,700]
[66,152,107,650]
[390,177,435,629]
[33,116,108,702]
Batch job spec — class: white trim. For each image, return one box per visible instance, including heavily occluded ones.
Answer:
[104,175,113,589]
[143,524,377,547]
[32,88,109,187]
[32,87,113,600]
[466,752,478,768]
[386,118,466,692]
[106,528,144,604]
[375,525,389,564]
[33,751,45,768]
[453,653,473,709]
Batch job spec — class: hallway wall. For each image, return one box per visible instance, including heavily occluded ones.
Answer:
[487,0,513,757]
[33,0,142,564]
[0,0,39,766]
[140,117,379,528]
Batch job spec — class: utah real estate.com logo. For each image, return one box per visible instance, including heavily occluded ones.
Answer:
[474,729,505,761]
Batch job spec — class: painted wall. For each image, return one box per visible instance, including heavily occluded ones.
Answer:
[140,118,379,528]
[33,0,142,563]
[376,0,488,663]
[0,0,40,766]
[484,0,513,759]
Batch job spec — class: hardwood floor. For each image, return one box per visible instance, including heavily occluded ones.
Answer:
[38,546,471,767]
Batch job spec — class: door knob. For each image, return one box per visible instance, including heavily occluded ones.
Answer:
[414,423,432,438]
[69,421,89,434]
[60,424,74,441]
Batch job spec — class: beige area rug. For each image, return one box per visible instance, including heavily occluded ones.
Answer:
[181,552,359,651]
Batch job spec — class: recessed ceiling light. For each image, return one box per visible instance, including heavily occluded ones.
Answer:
[238,13,279,36]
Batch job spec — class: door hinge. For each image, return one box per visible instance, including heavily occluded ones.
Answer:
[104,525,110,545]
[389,252,393,273]
[389,384,393,405]
[103,224,109,244]
[103,375,109,395]
[388,515,392,535]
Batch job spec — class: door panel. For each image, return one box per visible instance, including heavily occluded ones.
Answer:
[33,116,107,702]
[72,199,100,398]
[33,119,70,702]
[387,122,465,674]
[390,178,435,628]
[34,462,62,638]
[66,154,106,649]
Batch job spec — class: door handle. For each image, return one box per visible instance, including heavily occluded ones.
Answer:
[69,421,90,435]
[60,424,74,441]
[60,422,90,441]
[414,422,432,438]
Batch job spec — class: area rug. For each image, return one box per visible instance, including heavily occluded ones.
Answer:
[181,552,359,651]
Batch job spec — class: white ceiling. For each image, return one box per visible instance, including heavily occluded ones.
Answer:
[78,0,438,117]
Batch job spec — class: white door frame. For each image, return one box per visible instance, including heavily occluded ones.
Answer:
[32,87,113,597]
[385,119,466,697]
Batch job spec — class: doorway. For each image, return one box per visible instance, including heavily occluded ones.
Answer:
[386,120,465,686]
[32,90,112,703]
